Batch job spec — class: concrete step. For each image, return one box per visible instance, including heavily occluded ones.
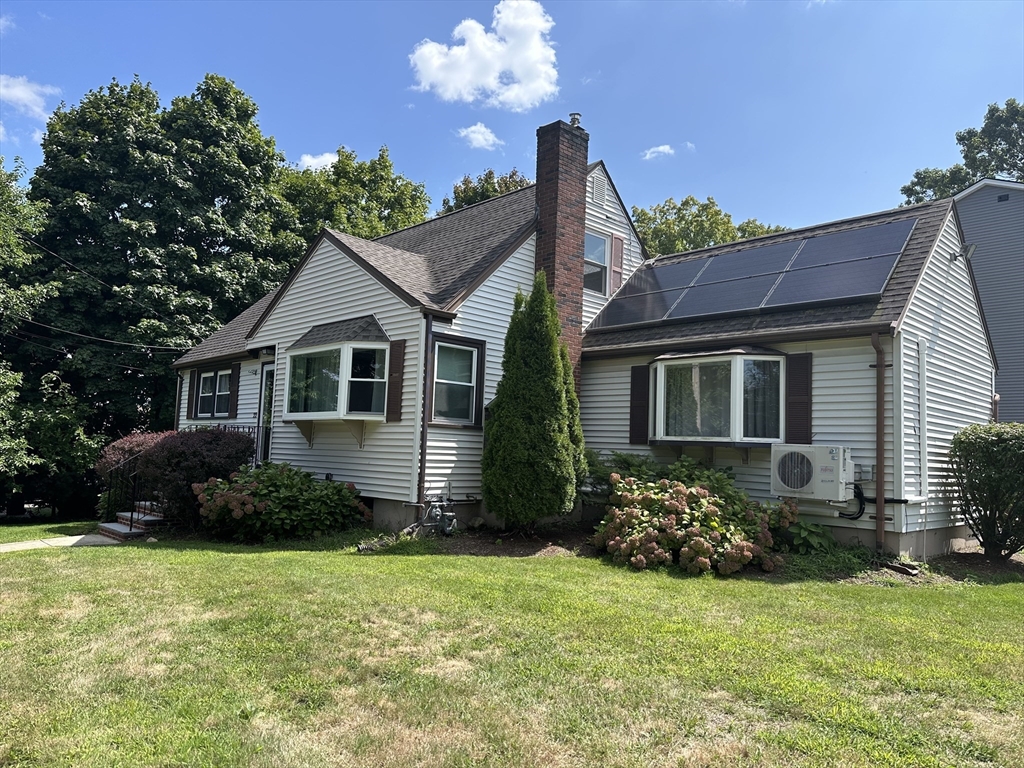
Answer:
[133,501,161,515]
[115,512,167,530]
[97,522,149,542]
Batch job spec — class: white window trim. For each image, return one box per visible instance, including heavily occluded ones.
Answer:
[653,354,786,443]
[584,230,610,296]
[283,341,389,421]
[432,342,478,425]
[196,369,232,418]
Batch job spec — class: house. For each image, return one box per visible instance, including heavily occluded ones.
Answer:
[953,179,1024,422]
[173,116,647,529]
[174,116,996,557]
[581,198,995,557]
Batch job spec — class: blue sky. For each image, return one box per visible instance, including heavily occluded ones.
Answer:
[1,0,1021,228]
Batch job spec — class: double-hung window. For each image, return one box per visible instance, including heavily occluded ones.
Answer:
[653,354,784,443]
[584,232,609,295]
[431,335,484,426]
[285,344,388,420]
[196,370,232,418]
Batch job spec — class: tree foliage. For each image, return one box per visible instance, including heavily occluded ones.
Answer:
[439,168,532,215]
[631,196,786,256]
[901,98,1023,204]
[5,75,305,436]
[482,272,579,528]
[278,146,430,242]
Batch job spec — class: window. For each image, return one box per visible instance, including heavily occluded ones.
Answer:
[196,370,232,418]
[584,232,609,294]
[285,344,388,420]
[430,334,485,426]
[654,355,784,443]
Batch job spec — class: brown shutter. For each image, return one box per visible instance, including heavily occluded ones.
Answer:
[386,339,406,423]
[629,365,650,445]
[785,353,812,444]
[187,369,199,420]
[611,236,624,292]
[228,363,241,419]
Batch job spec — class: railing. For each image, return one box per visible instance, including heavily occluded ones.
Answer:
[102,452,143,531]
[179,424,272,465]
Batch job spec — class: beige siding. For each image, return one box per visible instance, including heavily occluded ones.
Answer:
[583,166,645,327]
[424,236,537,497]
[249,239,424,502]
[898,211,993,532]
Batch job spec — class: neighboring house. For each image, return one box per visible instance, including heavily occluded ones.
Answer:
[953,179,1024,422]
[173,117,647,528]
[581,199,995,557]
[174,117,996,557]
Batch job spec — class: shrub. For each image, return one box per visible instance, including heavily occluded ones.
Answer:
[582,450,667,506]
[482,272,579,529]
[949,422,1024,560]
[94,431,175,479]
[137,429,255,527]
[193,462,369,542]
[594,473,796,575]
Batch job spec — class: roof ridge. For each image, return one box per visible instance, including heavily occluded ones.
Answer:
[374,184,537,242]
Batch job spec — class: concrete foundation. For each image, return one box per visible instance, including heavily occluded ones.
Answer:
[830,524,975,561]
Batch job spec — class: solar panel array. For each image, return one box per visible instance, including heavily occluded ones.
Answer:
[590,218,917,331]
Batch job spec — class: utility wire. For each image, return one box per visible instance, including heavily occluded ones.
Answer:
[21,235,198,337]
[3,332,151,373]
[15,317,185,352]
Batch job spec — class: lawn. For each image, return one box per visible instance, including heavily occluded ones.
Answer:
[0,535,1021,768]
[0,517,98,545]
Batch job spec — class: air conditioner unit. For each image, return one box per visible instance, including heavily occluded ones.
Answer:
[771,444,855,501]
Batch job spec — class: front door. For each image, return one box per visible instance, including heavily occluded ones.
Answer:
[258,365,275,462]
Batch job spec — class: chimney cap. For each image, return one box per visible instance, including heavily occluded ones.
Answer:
[569,112,582,127]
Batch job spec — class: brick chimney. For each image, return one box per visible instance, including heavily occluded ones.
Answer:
[535,115,589,383]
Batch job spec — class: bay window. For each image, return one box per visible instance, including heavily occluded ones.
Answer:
[285,343,388,420]
[654,354,784,443]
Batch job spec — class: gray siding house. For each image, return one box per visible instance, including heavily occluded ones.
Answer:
[954,179,1024,422]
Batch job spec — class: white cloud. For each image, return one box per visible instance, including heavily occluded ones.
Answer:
[298,152,336,170]
[0,15,13,35]
[0,74,61,121]
[685,141,696,152]
[32,128,44,143]
[458,122,504,150]
[641,144,675,161]
[0,122,7,143]
[410,0,558,112]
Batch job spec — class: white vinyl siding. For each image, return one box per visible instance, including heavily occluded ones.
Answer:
[583,166,645,327]
[423,235,538,499]
[178,359,263,428]
[248,238,424,502]
[898,210,993,533]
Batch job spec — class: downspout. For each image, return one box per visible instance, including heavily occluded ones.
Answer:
[174,373,183,431]
[871,332,886,552]
[417,315,434,505]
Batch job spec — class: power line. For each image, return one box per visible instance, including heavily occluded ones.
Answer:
[16,317,185,352]
[3,333,151,373]
[21,235,197,337]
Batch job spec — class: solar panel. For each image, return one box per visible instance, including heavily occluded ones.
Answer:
[588,289,686,329]
[617,258,709,297]
[694,241,800,284]
[791,219,916,269]
[668,274,782,319]
[764,253,901,308]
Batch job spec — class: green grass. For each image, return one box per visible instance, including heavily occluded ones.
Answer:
[1,537,1021,768]
[0,517,98,545]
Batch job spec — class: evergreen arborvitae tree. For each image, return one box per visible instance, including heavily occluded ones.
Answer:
[482,272,578,528]
[560,343,587,490]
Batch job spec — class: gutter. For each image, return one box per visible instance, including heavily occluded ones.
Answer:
[417,315,435,505]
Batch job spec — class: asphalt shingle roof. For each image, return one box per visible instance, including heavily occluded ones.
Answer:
[172,288,280,368]
[583,199,954,354]
[288,315,389,350]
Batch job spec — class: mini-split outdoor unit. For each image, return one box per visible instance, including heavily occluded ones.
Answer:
[770,444,855,501]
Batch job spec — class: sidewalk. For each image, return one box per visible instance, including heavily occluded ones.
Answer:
[0,534,120,554]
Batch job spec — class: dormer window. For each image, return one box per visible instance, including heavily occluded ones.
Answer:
[584,232,609,295]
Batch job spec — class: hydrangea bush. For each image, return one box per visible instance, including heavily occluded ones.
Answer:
[594,473,797,575]
[193,462,370,543]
